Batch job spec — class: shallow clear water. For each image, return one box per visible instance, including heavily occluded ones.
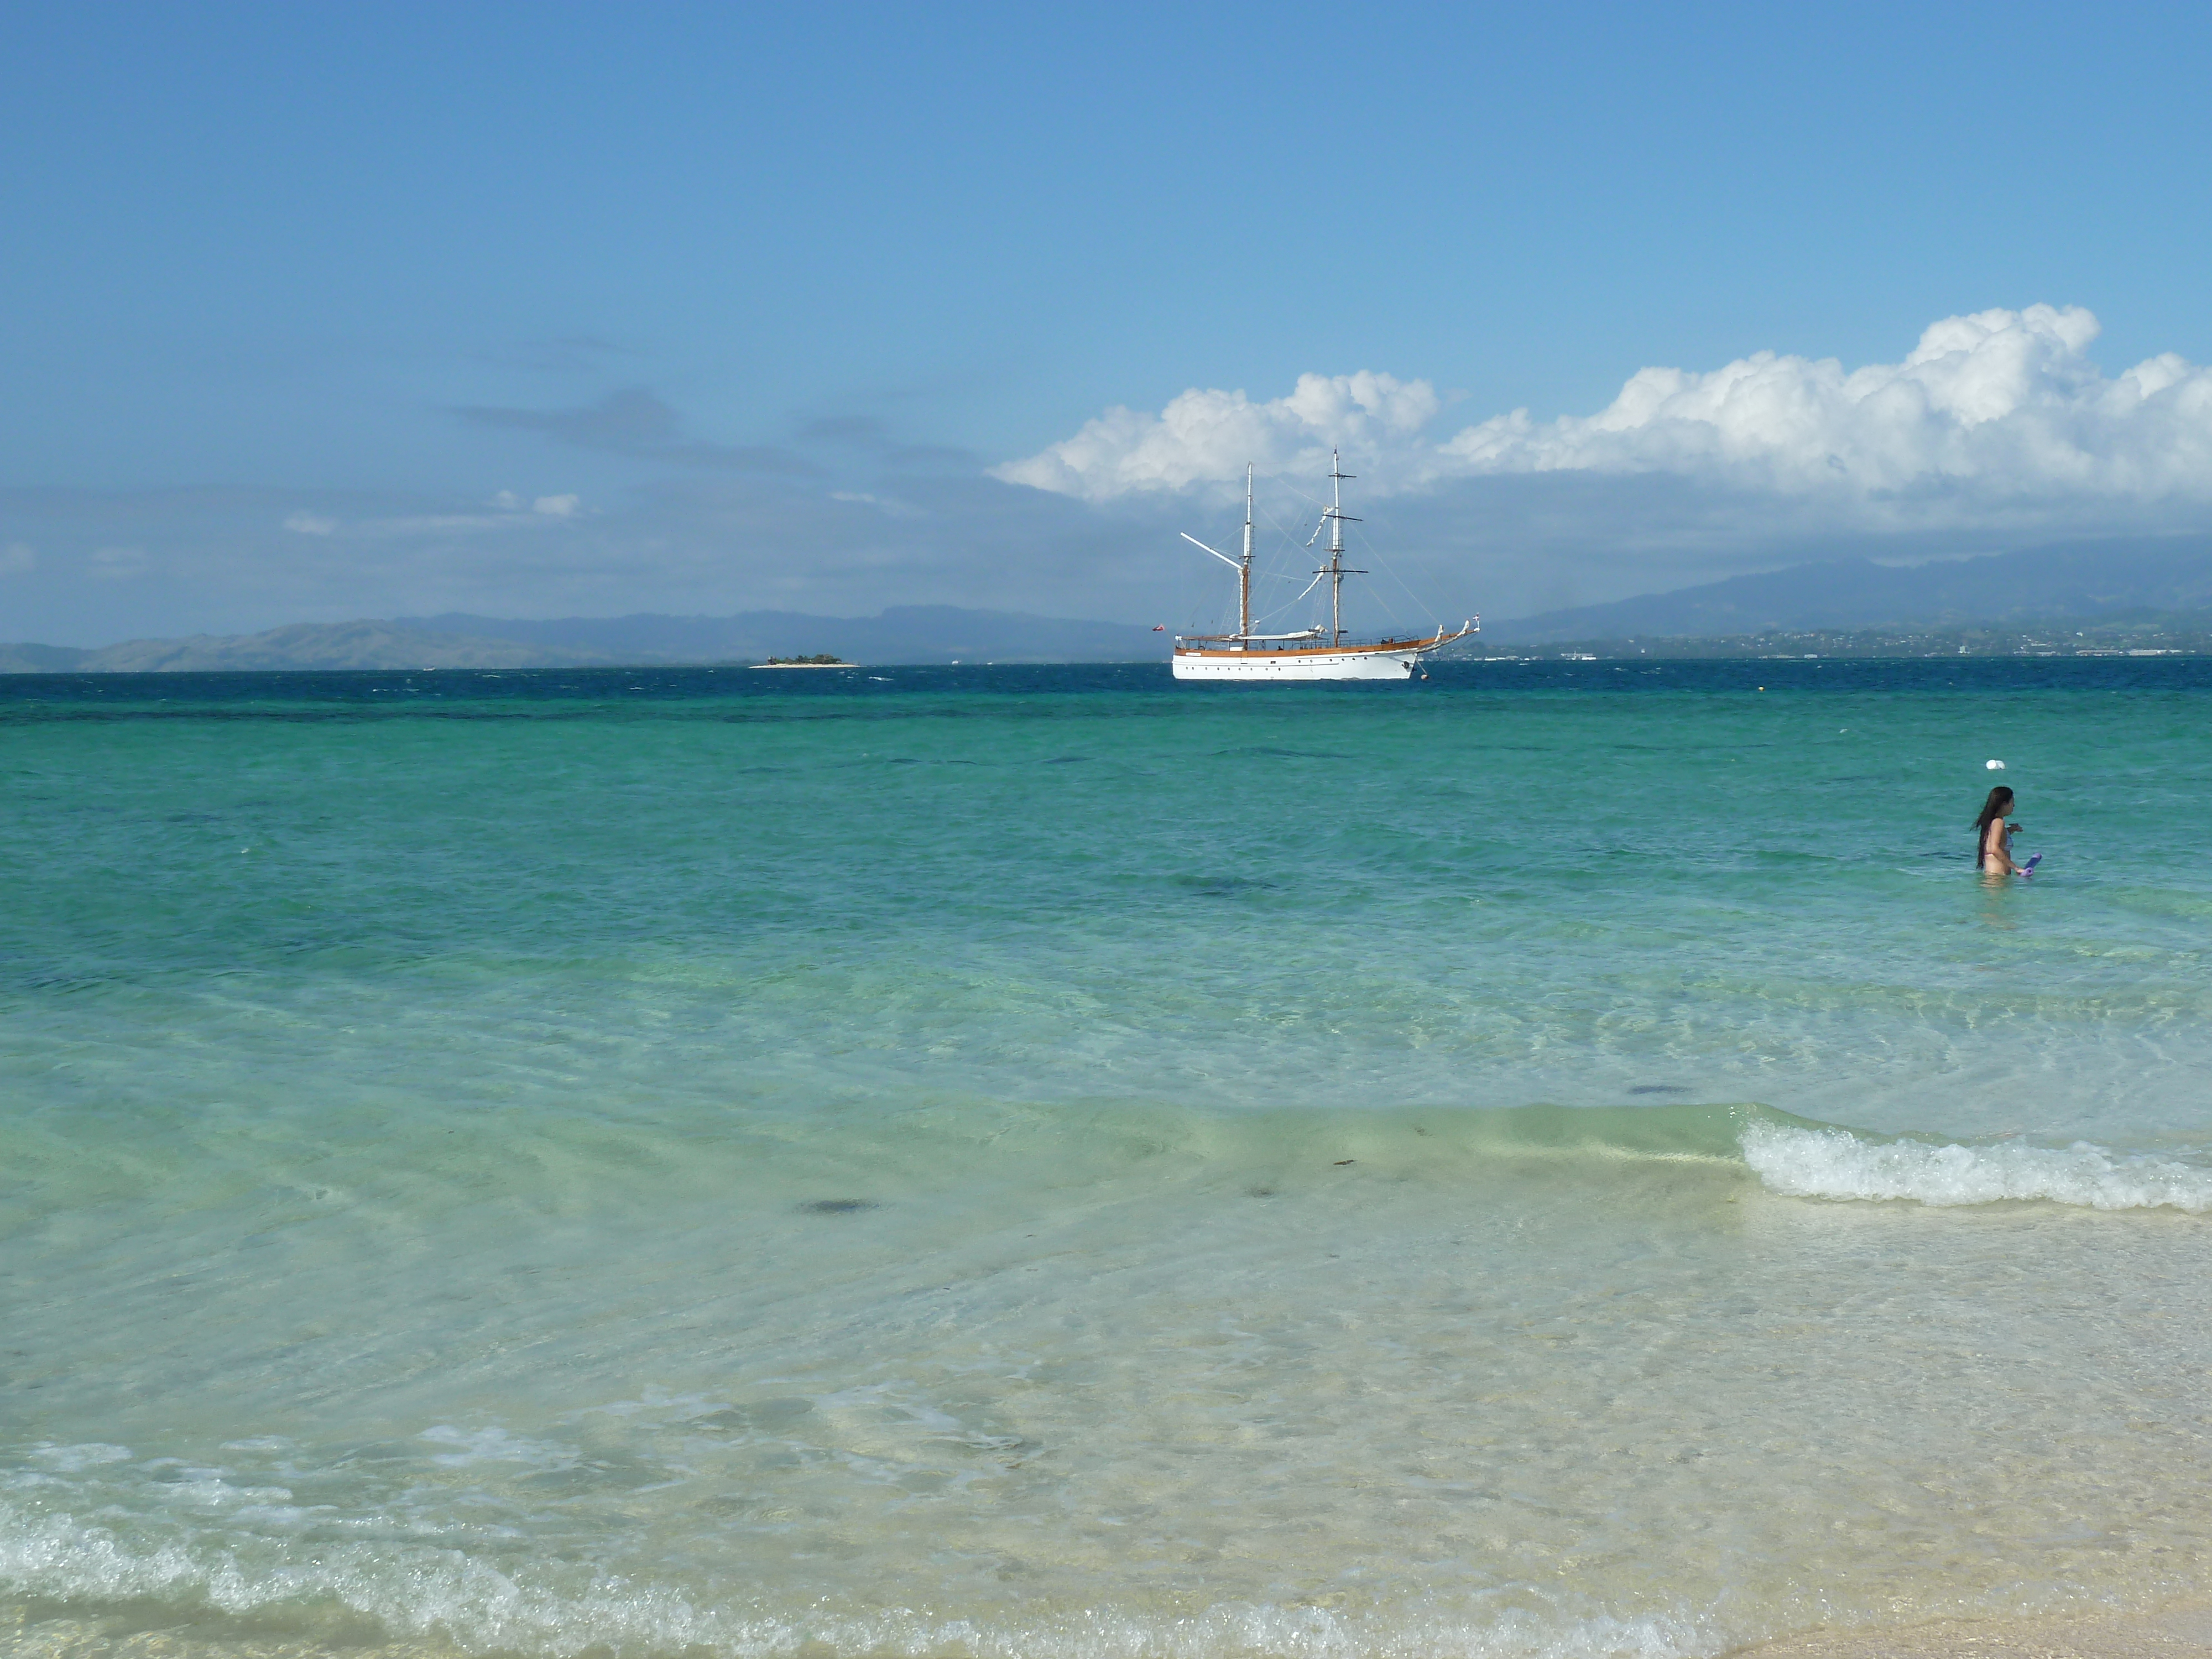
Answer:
[4,660,2211,1659]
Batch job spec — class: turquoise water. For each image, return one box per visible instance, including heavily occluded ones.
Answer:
[6,660,2212,1659]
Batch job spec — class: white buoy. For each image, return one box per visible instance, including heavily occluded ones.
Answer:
[1986,759,2005,770]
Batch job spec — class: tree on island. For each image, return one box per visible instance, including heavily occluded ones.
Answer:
[763,654,848,665]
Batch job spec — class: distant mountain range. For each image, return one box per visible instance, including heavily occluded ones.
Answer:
[8,537,2212,671]
[1485,534,2212,642]
[0,622,595,674]
[0,606,1172,672]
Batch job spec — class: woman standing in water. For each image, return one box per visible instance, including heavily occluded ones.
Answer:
[1975,785,2028,875]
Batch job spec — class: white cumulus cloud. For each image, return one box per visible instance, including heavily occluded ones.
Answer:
[283,512,338,535]
[996,307,2212,524]
[994,371,1441,500]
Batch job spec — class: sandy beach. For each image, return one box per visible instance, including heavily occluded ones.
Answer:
[1746,1608,2212,1659]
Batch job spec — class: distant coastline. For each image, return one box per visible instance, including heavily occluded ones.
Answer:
[17,615,2212,672]
[14,539,2212,677]
[1447,615,2212,661]
[14,534,2212,674]
[0,607,1171,674]
[9,612,2209,674]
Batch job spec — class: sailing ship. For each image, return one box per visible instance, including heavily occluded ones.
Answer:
[1171,452,1475,681]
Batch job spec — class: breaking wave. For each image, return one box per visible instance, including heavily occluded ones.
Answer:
[0,1497,1717,1659]
[1741,1120,2212,1212]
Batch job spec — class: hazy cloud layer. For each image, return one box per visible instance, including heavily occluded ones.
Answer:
[457,389,820,475]
[279,492,587,541]
[998,307,2212,525]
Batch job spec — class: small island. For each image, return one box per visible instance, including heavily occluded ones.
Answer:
[751,654,855,669]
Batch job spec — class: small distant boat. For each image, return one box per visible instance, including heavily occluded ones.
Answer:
[1172,453,1475,681]
[752,655,856,670]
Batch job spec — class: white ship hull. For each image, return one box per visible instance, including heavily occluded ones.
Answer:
[1172,645,1423,681]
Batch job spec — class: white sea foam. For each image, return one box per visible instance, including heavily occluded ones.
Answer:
[1743,1121,2212,1211]
[27,1443,133,1472]
[420,1425,579,1469]
[0,1496,1720,1659]
[0,1499,727,1653]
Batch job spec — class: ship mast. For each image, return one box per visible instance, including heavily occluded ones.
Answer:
[1321,450,1362,647]
[1240,463,1253,640]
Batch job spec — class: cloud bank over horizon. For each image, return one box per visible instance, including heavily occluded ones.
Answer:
[996,306,2212,528]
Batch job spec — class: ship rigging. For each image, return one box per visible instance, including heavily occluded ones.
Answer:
[1170,452,1475,681]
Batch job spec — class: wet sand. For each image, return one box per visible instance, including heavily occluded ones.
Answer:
[1745,1606,2212,1659]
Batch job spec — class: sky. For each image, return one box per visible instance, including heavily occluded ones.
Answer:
[5,1,2212,644]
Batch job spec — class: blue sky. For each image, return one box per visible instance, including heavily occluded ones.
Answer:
[6,1,2212,643]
